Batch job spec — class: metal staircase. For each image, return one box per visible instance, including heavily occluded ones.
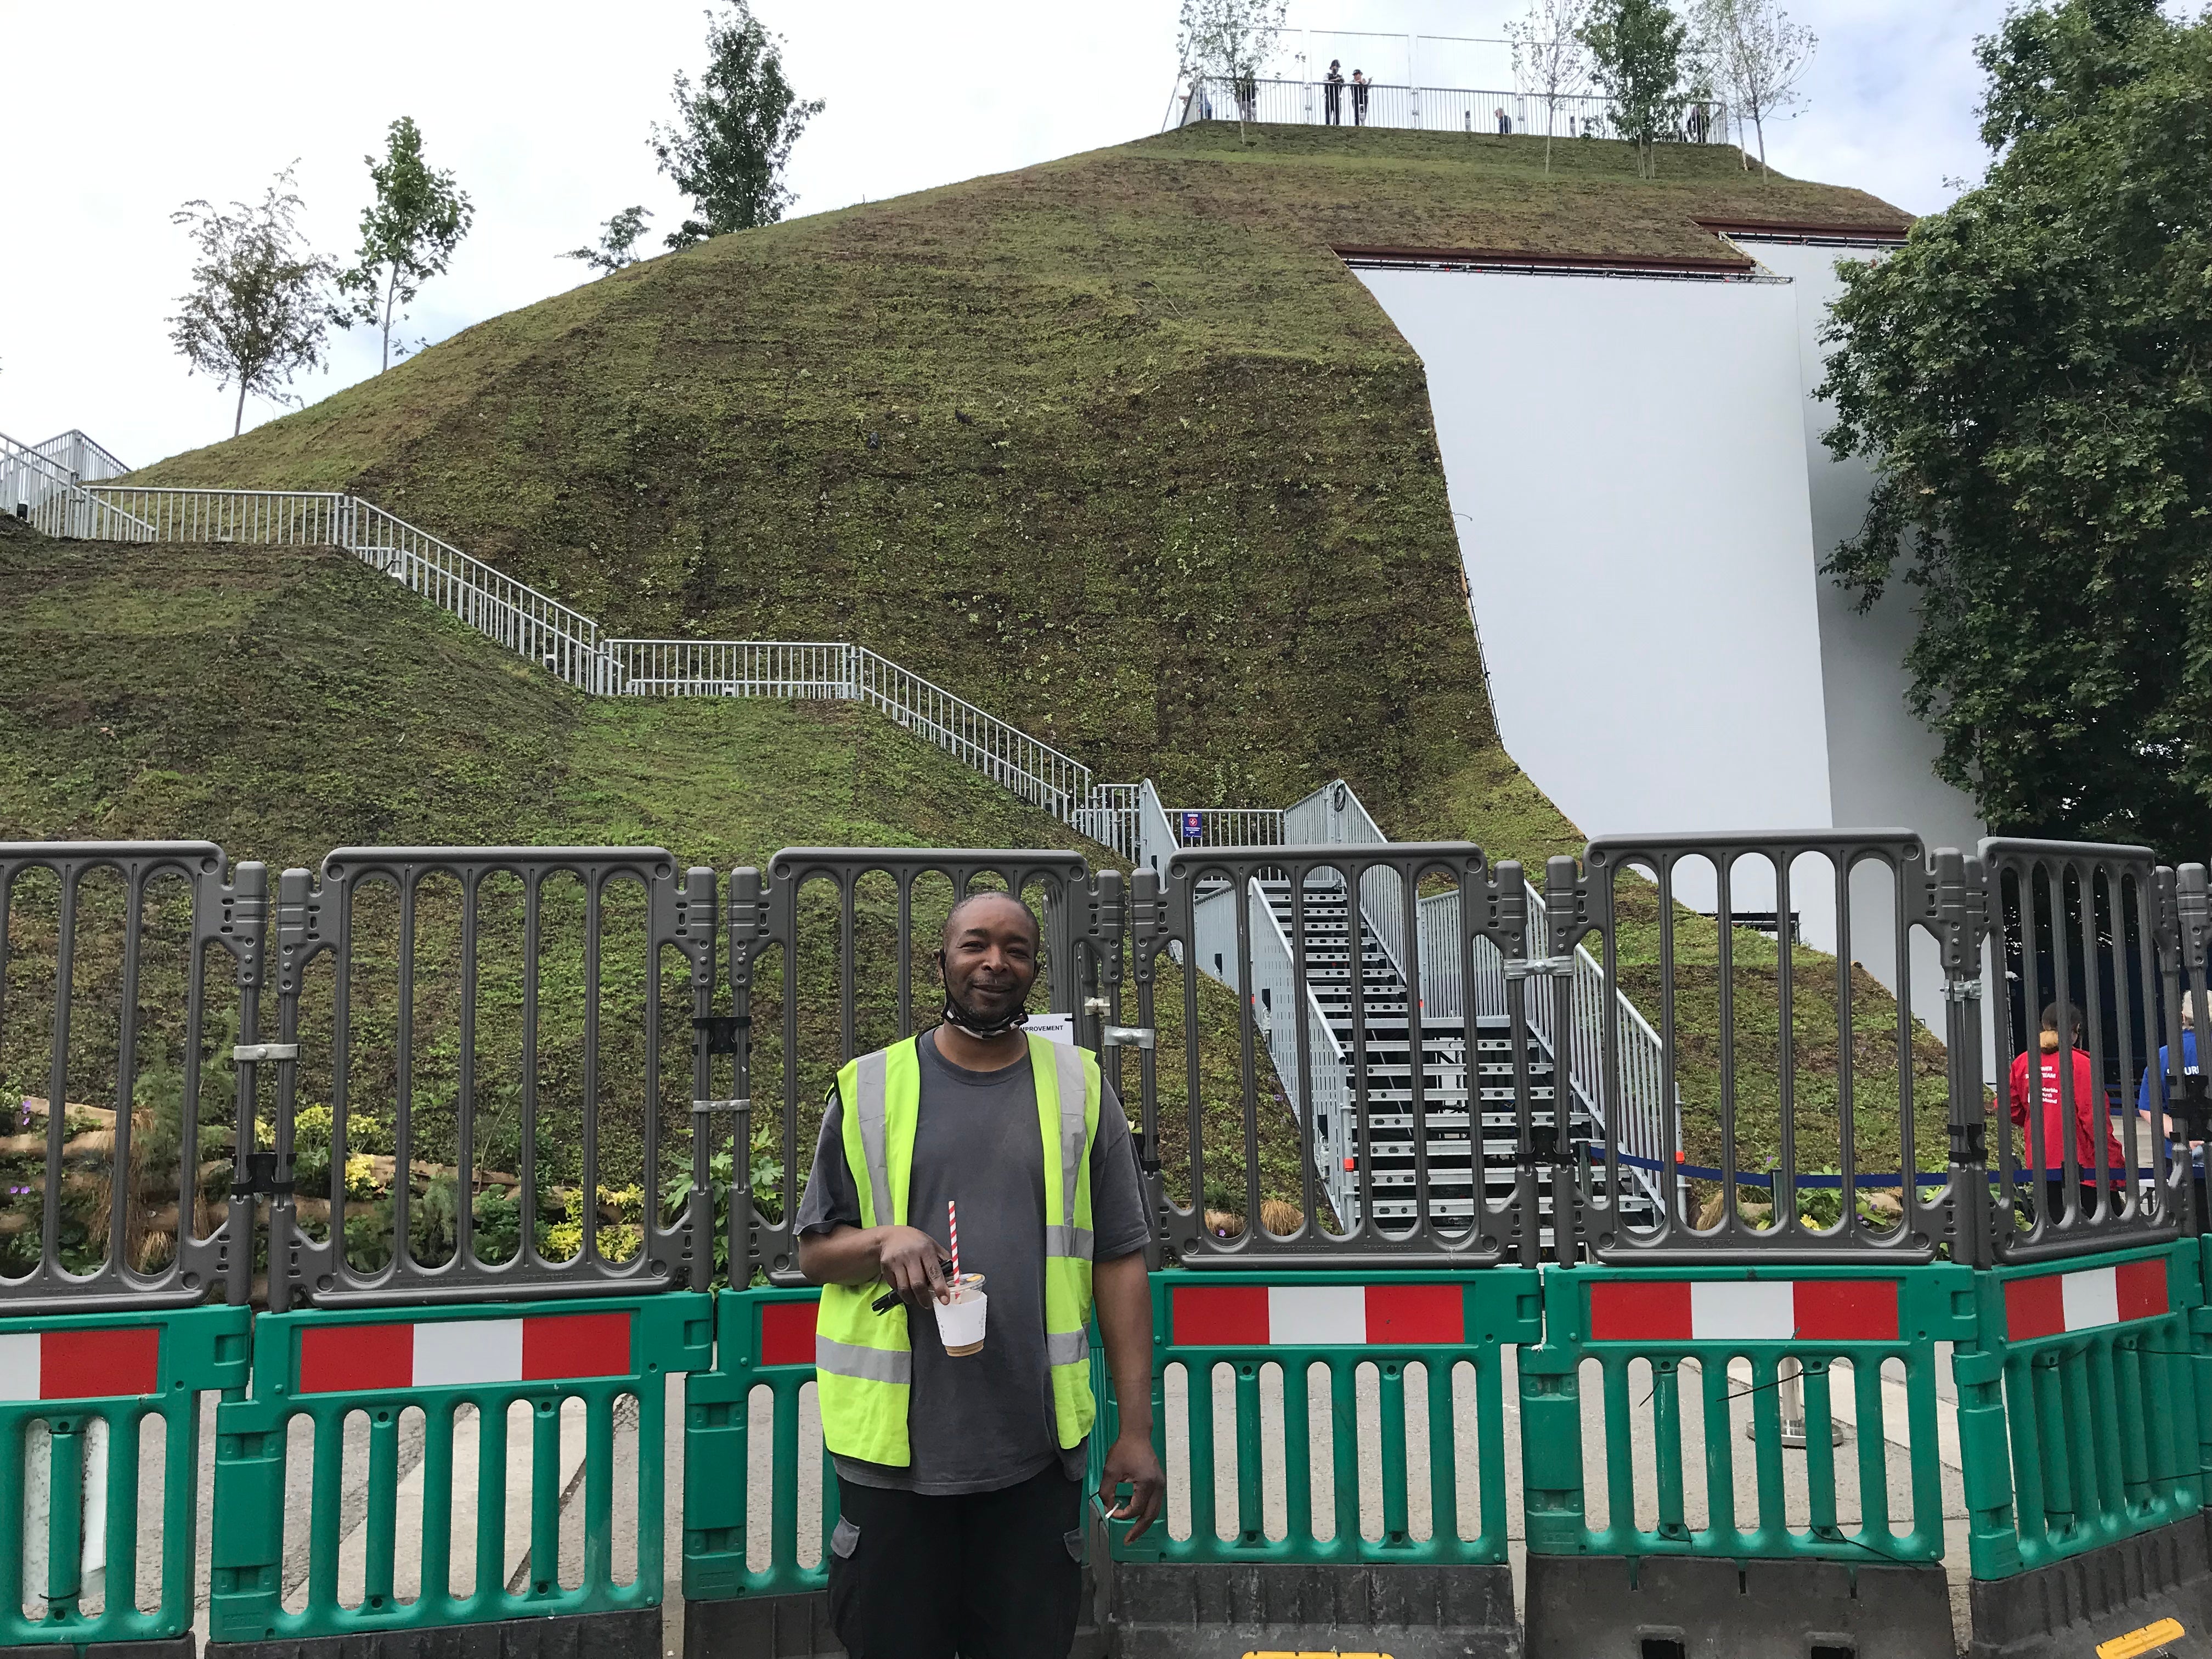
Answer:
[1255,873,1657,1239]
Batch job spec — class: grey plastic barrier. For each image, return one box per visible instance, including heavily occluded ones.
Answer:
[0,840,255,1311]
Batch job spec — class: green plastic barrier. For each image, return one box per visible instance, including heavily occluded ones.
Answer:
[0,1302,250,1646]
[1104,1268,1543,1567]
[682,1286,837,1601]
[207,1293,712,1643]
[1521,1261,1975,1566]
[1954,1237,2205,1580]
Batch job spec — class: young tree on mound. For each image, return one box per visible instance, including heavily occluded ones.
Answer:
[168,168,334,438]
[652,2,823,247]
[563,206,654,275]
[1820,0,2212,857]
[1509,0,1595,173]
[1579,0,1690,177]
[1691,0,1816,174]
[338,116,474,373]
[1176,0,1286,143]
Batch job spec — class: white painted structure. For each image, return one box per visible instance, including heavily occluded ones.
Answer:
[1355,235,1984,1034]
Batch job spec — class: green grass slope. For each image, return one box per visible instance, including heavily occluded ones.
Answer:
[138,122,1906,844]
[0,535,1091,870]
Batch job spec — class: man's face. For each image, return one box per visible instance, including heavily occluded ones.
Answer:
[941,894,1040,1020]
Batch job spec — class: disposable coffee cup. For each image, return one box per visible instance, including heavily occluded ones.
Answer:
[934,1273,988,1356]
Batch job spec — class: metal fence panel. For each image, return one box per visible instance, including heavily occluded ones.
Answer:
[1978,838,2188,1265]
[0,841,255,1312]
[736,849,1104,1284]
[205,1293,711,1643]
[266,847,715,1308]
[1149,842,1525,1267]
[1577,831,1966,1263]
[0,1302,250,1646]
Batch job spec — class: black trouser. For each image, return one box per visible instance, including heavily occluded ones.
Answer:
[2042,1178,2107,1221]
[828,1463,1084,1659]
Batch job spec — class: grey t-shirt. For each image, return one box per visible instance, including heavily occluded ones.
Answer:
[796,1027,1153,1495]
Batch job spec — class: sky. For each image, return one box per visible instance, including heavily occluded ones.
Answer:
[0,0,2007,470]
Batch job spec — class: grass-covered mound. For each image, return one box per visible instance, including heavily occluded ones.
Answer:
[136,121,1904,832]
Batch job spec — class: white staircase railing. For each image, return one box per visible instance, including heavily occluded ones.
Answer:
[1419,879,1673,1186]
[1189,874,1354,1218]
[4,432,157,540]
[36,476,1100,826]
[32,430,130,483]
[1167,771,1675,1212]
[603,638,1094,817]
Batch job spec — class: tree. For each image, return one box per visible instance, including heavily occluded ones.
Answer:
[1579,0,1690,177]
[651,3,822,249]
[563,206,654,275]
[168,168,334,438]
[338,116,473,374]
[1692,0,1816,173]
[1175,0,1287,143]
[1818,0,2212,859]
[1508,0,1596,173]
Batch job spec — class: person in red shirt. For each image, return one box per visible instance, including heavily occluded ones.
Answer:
[2010,1002,2126,1224]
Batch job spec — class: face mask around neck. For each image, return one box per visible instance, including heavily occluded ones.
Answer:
[938,994,1030,1041]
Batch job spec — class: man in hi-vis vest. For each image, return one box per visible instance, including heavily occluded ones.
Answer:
[798,890,1164,1658]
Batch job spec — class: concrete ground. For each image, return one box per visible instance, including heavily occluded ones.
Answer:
[41,1340,1968,1657]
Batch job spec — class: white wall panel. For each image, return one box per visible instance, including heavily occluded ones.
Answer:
[1755,239,1985,1042]
[1356,264,1836,936]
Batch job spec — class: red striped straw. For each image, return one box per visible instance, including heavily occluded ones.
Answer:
[948,1199,960,1288]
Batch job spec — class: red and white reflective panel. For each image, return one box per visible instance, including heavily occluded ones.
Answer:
[2004,1259,2168,1343]
[297,1311,633,1393]
[1587,1279,1899,1344]
[758,1300,819,1367]
[0,1328,161,1401]
[1171,1284,1464,1346]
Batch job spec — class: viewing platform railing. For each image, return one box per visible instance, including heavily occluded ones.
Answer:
[1172,74,1727,146]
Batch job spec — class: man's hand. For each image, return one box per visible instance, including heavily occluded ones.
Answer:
[1100,1429,1165,1542]
[877,1224,949,1307]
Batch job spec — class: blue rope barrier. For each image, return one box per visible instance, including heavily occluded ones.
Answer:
[1584,1149,2171,1187]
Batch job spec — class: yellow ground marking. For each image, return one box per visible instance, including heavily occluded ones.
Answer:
[2096,1616,2184,1659]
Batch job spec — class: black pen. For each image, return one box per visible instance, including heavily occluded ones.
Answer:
[873,1263,957,1313]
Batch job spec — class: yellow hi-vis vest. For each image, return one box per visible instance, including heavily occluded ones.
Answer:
[814,1031,1102,1468]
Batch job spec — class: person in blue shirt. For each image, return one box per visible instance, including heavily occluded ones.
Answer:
[2137,996,2202,1131]
[2139,995,2207,1228]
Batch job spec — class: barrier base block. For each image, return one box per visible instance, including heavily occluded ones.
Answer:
[683,1593,837,1659]
[205,1609,659,1659]
[1,1639,195,1659]
[1093,1556,1519,1659]
[682,1587,1105,1659]
[1969,1513,2212,1659]
[1525,1553,1951,1659]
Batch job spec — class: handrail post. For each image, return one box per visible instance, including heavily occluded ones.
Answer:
[2171,864,2211,1235]
[1938,848,1993,1269]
